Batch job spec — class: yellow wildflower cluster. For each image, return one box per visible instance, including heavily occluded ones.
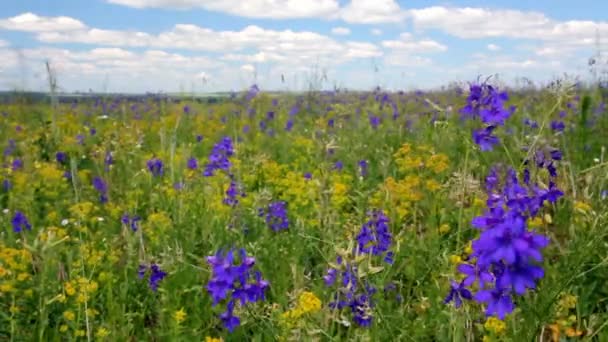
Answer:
[371,143,450,220]
[0,245,32,294]
[63,276,99,304]
[394,143,449,174]
[547,294,583,341]
[280,291,322,327]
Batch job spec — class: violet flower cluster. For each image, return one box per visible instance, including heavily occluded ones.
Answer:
[138,263,167,292]
[446,161,564,319]
[121,213,141,232]
[92,176,108,203]
[324,256,377,327]
[11,211,32,233]
[203,137,234,177]
[460,83,516,151]
[258,201,289,231]
[356,210,394,264]
[324,210,393,327]
[206,249,269,332]
[146,157,164,177]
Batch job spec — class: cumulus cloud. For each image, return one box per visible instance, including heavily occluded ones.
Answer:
[407,6,608,45]
[331,27,351,35]
[487,44,501,51]
[339,0,405,24]
[381,33,447,67]
[107,0,340,19]
[0,12,86,32]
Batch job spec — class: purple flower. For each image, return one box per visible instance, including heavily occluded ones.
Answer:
[473,126,499,151]
[261,201,289,231]
[474,287,514,320]
[334,160,343,171]
[304,172,312,180]
[147,158,164,177]
[203,137,234,177]
[121,213,141,231]
[358,160,368,177]
[444,280,473,308]
[138,263,167,292]
[11,211,32,233]
[206,248,269,332]
[187,157,198,170]
[11,158,23,171]
[356,210,392,259]
[56,151,67,164]
[92,177,108,203]
[551,120,565,132]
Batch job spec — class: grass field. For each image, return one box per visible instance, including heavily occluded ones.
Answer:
[1,82,608,341]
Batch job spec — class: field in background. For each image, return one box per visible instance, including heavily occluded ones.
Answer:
[1,82,608,341]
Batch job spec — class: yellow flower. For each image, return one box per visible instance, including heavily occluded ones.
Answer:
[95,327,109,338]
[464,242,473,256]
[484,317,506,334]
[574,201,592,213]
[59,324,69,333]
[17,272,30,281]
[438,224,451,234]
[205,337,223,342]
[63,310,76,321]
[528,216,543,228]
[174,308,187,324]
[449,255,462,265]
[297,291,322,313]
[75,329,86,337]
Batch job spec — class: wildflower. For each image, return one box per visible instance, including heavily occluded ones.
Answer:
[551,120,565,132]
[473,126,499,151]
[92,177,108,203]
[95,327,109,338]
[63,310,75,321]
[138,263,167,292]
[444,280,472,308]
[56,151,67,164]
[11,211,31,233]
[298,291,322,313]
[358,160,368,177]
[187,157,198,170]
[206,248,269,332]
[11,158,23,171]
[121,213,141,231]
[223,180,245,207]
[203,137,234,177]
[356,210,392,262]
[484,317,507,334]
[147,158,164,177]
[333,161,343,171]
[260,201,289,231]
[174,308,187,324]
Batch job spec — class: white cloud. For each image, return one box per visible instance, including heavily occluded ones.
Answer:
[241,64,255,73]
[408,6,608,45]
[371,28,383,36]
[339,0,405,24]
[331,27,351,35]
[107,0,340,19]
[0,12,86,32]
[381,33,447,53]
[381,33,446,67]
[487,44,501,51]
[0,39,8,47]
[384,54,433,67]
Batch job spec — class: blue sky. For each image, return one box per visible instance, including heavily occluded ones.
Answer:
[0,0,606,93]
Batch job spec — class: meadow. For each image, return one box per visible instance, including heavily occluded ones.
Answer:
[0,81,607,341]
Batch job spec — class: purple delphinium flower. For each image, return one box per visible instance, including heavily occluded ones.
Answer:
[550,120,565,133]
[369,116,381,129]
[304,172,312,180]
[3,139,16,157]
[206,248,269,332]
[356,210,392,261]
[11,158,23,171]
[260,201,289,231]
[203,137,234,177]
[358,160,368,177]
[187,157,198,170]
[56,151,68,164]
[11,211,32,233]
[121,213,141,232]
[285,119,294,131]
[138,263,167,292]
[147,158,164,177]
[76,134,85,145]
[449,164,563,320]
[473,126,500,151]
[333,160,343,171]
[196,134,204,143]
[444,280,473,308]
[92,176,108,203]
[223,180,245,207]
